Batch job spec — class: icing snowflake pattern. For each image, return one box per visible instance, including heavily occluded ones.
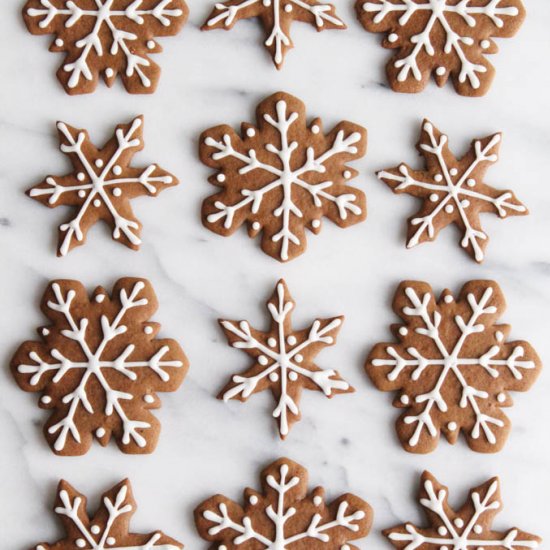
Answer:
[11,278,188,455]
[378,120,527,262]
[366,281,541,453]
[28,116,179,256]
[201,92,367,262]
[195,458,373,549]
[23,0,188,94]
[34,479,183,549]
[218,280,353,438]
[355,0,526,96]
[385,471,541,550]
[203,0,345,68]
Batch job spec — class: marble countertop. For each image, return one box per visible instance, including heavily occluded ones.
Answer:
[2,0,550,547]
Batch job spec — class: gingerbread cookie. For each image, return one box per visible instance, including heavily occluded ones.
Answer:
[218,279,352,438]
[11,278,188,455]
[195,457,373,549]
[355,0,525,96]
[201,91,367,262]
[378,120,527,262]
[33,479,183,549]
[28,116,179,256]
[384,471,541,550]
[365,280,541,453]
[23,0,188,95]
[202,0,345,68]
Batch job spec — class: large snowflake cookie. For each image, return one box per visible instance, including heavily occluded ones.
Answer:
[202,0,345,68]
[384,471,540,550]
[218,279,353,438]
[201,91,367,262]
[195,457,373,549]
[378,120,528,262]
[33,478,183,549]
[23,0,188,95]
[28,116,179,257]
[11,277,189,456]
[366,280,541,453]
[355,0,526,96]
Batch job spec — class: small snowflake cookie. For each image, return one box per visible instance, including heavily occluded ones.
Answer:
[11,277,189,456]
[28,116,179,256]
[218,279,353,438]
[366,280,541,453]
[23,0,188,94]
[201,91,367,262]
[195,457,373,548]
[384,471,541,550]
[378,119,528,262]
[355,0,526,96]
[33,478,183,550]
[202,0,345,68]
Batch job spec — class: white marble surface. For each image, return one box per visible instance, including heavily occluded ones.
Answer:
[1,0,550,547]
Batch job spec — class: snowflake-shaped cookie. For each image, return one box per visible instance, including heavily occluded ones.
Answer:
[11,278,188,455]
[218,279,352,438]
[355,0,526,96]
[201,91,367,262]
[366,280,541,453]
[385,471,540,550]
[34,479,183,549]
[195,457,373,549]
[28,116,179,256]
[24,0,188,94]
[202,0,345,68]
[378,120,527,262]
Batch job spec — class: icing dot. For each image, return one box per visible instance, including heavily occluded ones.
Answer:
[216,173,226,182]
[76,539,86,548]
[311,219,321,229]
[144,394,155,404]
[436,66,446,76]
[461,199,470,208]
[287,336,297,345]
[313,495,323,506]
[219,546,227,550]
[41,396,52,405]
[295,354,303,363]
[78,190,86,198]
[249,495,258,505]
[400,395,410,405]
[258,355,268,366]
[91,525,101,534]
[93,199,102,207]
[95,294,105,303]
[269,372,279,382]
[144,325,154,334]
[441,546,449,550]
[311,124,320,134]
[444,295,453,304]
[438,526,448,536]
[285,3,293,12]
[454,518,464,528]
[252,221,260,231]
[113,165,122,175]
[113,188,122,197]
[341,546,351,550]
[388,33,398,43]
[467,178,476,187]
[445,204,454,214]
[246,128,256,138]
[497,393,506,403]
[42,328,50,336]
[268,337,277,348]
[263,0,271,5]
[105,68,114,78]
[430,193,439,202]
[434,174,443,182]
[495,330,504,342]
[481,39,491,49]
[95,159,104,168]
[399,327,408,336]
[107,537,115,546]
[96,427,106,438]
[55,38,64,47]
[474,525,483,534]
[288,371,298,381]
[450,168,458,176]
[147,40,156,49]
[343,170,352,179]
[447,422,457,431]
[77,172,85,181]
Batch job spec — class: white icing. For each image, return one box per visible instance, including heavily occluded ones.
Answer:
[91,525,101,535]
[96,427,106,438]
[311,219,321,229]
[436,66,446,76]
[454,518,464,528]
[388,32,398,42]
[147,40,156,49]
[246,128,256,137]
[113,188,122,197]
[444,295,453,304]
[42,328,50,336]
[105,67,114,78]
[144,326,154,335]
[16,281,184,451]
[447,421,457,431]
[400,395,410,405]
[96,294,106,303]
[249,495,258,505]
[399,327,408,336]
[252,221,261,231]
[205,99,363,261]
[379,123,526,262]
[217,173,226,182]
[221,282,347,436]
[41,396,52,405]
[343,170,352,179]
[372,285,537,448]
[144,395,155,404]
[313,495,323,506]
[55,38,64,47]
[481,39,491,49]
[497,392,506,403]
[29,117,174,256]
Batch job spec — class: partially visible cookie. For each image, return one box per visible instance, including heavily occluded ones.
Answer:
[218,279,353,438]
[28,116,179,256]
[195,457,373,549]
[33,479,183,549]
[384,471,541,549]
[201,91,367,262]
[11,277,188,455]
[23,0,188,94]
[365,280,541,453]
[202,0,345,68]
[355,0,526,96]
[377,120,527,262]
